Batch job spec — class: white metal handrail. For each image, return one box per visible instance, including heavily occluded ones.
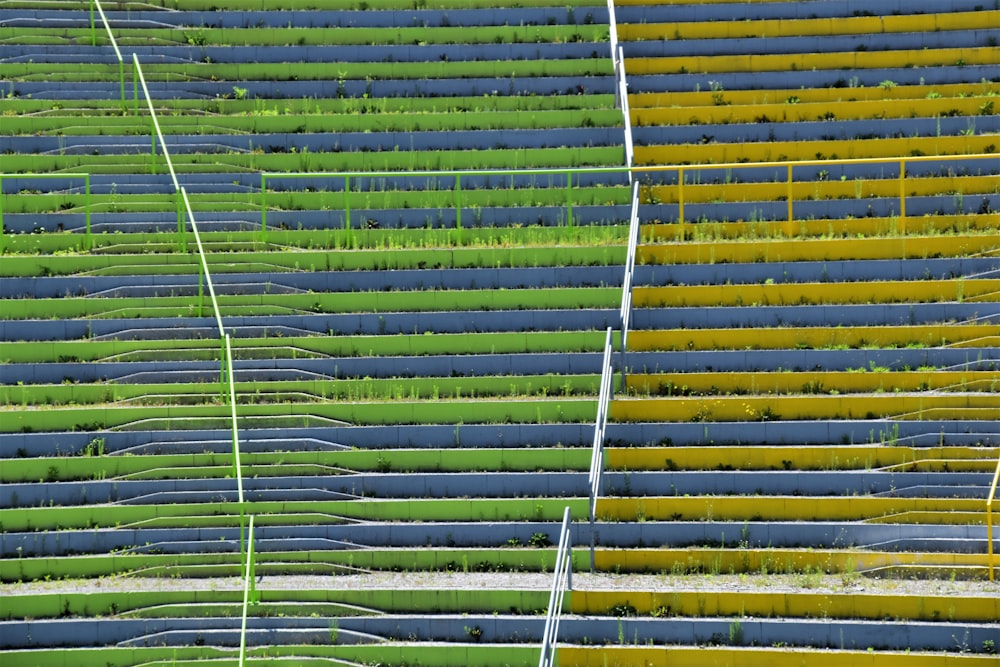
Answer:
[607,0,619,76]
[238,514,258,667]
[588,327,615,570]
[619,181,641,356]
[538,506,573,667]
[90,0,128,108]
[618,45,633,172]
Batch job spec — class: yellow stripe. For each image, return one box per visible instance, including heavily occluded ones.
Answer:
[570,589,1000,621]
[621,11,999,41]
[633,135,996,165]
[560,646,1000,667]
[606,446,1000,472]
[630,82,1000,109]
[641,175,998,205]
[626,370,1000,396]
[643,214,990,242]
[637,235,1000,264]
[627,47,997,75]
[609,394,1000,422]
[592,547,985,574]
[596,496,984,522]
[633,97,992,126]
[632,279,994,308]
[627,324,999,351]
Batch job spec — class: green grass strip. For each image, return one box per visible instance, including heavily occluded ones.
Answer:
[0,397,597,432]
[0,287,618,320]
[3,24,609,47]
[1,94,617,116]
[2,108,623,135]
[0,497,588,531]
[2,448,590,483]
[2,587,552,620]
[0,643,541,667]
[5,59,612,82]
[1,225,628,262]
[2,185,629,215]
[3,109,622,136]
[0,331,610,362]
[0,374,602,406]
[20,0,600,8]
[1,546,588,583]
[2,145,625,174]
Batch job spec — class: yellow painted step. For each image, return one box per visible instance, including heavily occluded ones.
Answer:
[630,82,1000,110]
[628,324,1000,351]
[627,324,1000,351]
[633,134,995,165]
[561,646,1000,667]
[642,174,1000,205]
[634,96,994,127]
[592,545,987,574]
[626,370,1000,396]
[627,47,997,76]
[610,393,1000,422]
[643,214,992,242]
[637,234,1000,264]
[621,11,999,41]
[633,278,994,308]
[607,446,1000,472]
[597,496,984,522]
[571,589,1000,621]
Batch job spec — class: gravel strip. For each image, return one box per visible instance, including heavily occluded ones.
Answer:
[4,571,998,598]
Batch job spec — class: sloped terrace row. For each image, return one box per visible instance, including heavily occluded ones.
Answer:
[1,5,632,660]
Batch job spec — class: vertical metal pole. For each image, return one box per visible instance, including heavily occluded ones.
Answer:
[239,515,254,667]
[150,116,157,175]
[118,60,126,111]
[249,519,258,603]
[677,167,685,234]
[344,175,351,230]
[177,192,186,252]
[455,173,462,229]
[899,159,906,234]
[220,336,228,402]
[787,163,794,224]
[85,175,92,250]
[589,496,596,573]
[989,506,994,582]
[260,175,267,244]
[0,175,4,255]
[226,334,245,564]
[566,171,573,227]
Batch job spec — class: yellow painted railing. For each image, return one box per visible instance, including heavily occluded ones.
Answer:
[633,152,998,230]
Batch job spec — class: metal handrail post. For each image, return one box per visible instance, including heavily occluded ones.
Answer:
[988,461,1000,581]
[84,174,92,250]
[620,181,641,377]
[344,174,351,230]
[787,163,794,224]
[455,173,462,229]
[565,170,573,227]
[259,174,268,245]
[589,326,614,571]
[899,159,907,234]
[539,506,573,667]
[239,515,256,667]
